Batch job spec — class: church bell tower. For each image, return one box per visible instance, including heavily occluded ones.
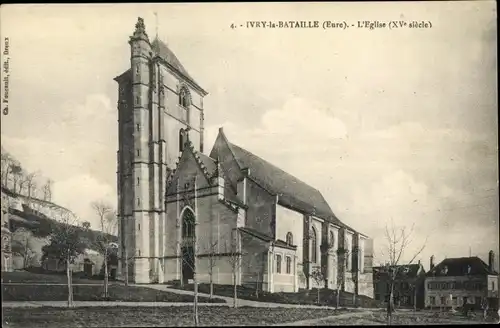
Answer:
[115,17,208,283]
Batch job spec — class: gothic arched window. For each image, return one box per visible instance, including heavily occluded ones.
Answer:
[182,208,195,238]
[286,232,293,246]
[179,87,191,124]
[311,227,318,263]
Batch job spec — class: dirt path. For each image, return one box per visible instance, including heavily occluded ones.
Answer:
[273,310,375,326]
[139,284,368,310]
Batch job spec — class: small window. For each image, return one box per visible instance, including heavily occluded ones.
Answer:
[138,223,141,231]
[137,177,140,186]
[286,256,292,274]
[137,149,140,157]
[135,96,140,105]
[286,232,293,246]
[179,87,190,108]
[430,296,436,305]
[138,249,141,256]
[136,124,140,132]
[179,129,185,152]
[137,198,140,206]
[492,281,495,290]
[276,255,282,274]
[136,64,140,73]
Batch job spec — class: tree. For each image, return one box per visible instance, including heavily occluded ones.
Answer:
[42,179,53,202]
[170,233,201,326]
[225,228,244,309]
[169,206,201,326]
[1,148,13,187]
[81,221,91,230]
[310,267,325,304]
[91,201,116,299]
[41,212,86,308]
[381,219,427,326]
[11,228,35,269]
[335,246,352,309]
[206,237,219,300]
[309,230,337,305]
[23,171,39,205]
[10,163,24,193]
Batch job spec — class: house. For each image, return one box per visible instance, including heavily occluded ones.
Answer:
[424,251,499,310]
[372,262,426,309]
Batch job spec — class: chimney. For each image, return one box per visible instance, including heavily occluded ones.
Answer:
[430,255,435,270]
[488,250,495,271]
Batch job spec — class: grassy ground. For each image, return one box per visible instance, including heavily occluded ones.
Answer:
[169,282,381,308]
[2,306,342,327]
[314,309,498,325]
[2,284,226,303]
[1,270,102,284]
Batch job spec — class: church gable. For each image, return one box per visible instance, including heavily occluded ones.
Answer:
[209,128,243,189]
[166,143,213,195]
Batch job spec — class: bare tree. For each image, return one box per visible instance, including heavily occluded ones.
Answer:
[1,149,13,187]
[382,219,427,326]
[225,228,244,309]
[11,228,35,269]
[167,211,201,326]
[206,238,219,300]
[335,246,352,309]
[308,231,337,305]
[310,267,325,304]
[42,179,53,202]
[172,237,201,326]
[11,164,24,193]
[23,171,39,206]
[91,201,116,298]
[41,211,85,308]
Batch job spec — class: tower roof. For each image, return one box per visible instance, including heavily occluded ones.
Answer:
[151,37,207,95]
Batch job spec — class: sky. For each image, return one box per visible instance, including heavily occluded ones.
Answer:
[1,2,498,269]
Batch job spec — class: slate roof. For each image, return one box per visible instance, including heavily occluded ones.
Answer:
[114,37,206,95]
[151,38,206,94]
[373,264,423,279]
[426,256,498,277]
[239,227,297,250]
[197,152,217,177]
[224,140,351,230]
[198,151,245,207]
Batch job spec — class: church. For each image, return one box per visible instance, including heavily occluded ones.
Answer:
[115,17,374,297]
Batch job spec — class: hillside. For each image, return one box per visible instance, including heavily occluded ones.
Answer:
[2,185,117,272]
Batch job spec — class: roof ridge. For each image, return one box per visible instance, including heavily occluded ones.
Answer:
[166,141,212,188]
[217,129,243,171]
[150,37,207,95]
[228,142,317,190]
[190,143,213,182]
